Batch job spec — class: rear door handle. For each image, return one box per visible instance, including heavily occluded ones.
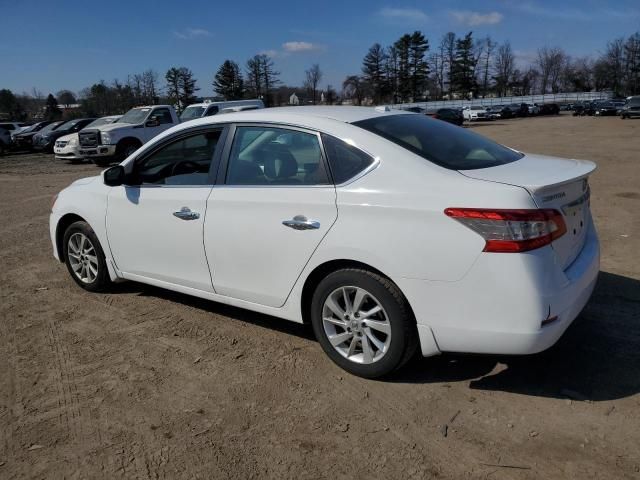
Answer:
[282,215,320,230]
[173,207,200,221]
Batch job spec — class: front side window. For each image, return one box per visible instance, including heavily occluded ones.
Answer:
[226,126,329,186]
[151,108,173,125]
[133,130,221,186]
[321,134,375,184]
[354,114,523,170]
[205,106,219,116]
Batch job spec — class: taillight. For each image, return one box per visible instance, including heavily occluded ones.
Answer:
[444,208,567,253]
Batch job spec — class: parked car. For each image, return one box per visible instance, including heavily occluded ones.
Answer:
[79,106,180,166]
[19,121,64,150]
[50,106,599,378]
[403,107,424,113]
[180,99,264,122]
[55,115,122,162]
[0,122,29,138]
[620,96,640,119]
[0,128,10,155]
[594,102,618,116]
[33,118,96,153]
[11,121,54,149]
[462,105,490,121]
[486,105,508,119]
[219,105,263,114]
[426,108,464,126]
[538,103,560,115]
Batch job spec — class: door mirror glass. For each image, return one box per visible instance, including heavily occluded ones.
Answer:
[103,165,125,186]
[145,118,160,128]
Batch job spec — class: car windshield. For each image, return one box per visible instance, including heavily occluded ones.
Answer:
[119,108,151,124]
[353,114,524,170]
[56,119,80,130]
[85,117,119,129]
[180,106,205,121]
[41,122,63,133]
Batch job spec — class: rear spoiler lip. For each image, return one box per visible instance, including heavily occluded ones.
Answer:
[457,154,597,193]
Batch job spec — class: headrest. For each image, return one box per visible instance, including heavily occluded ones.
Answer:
[228,160,266,185]
[263,144,298,179]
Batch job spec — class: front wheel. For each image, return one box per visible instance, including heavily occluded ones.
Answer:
[63,221,111,292]
[92,157,112,167]
[310,269,418,378]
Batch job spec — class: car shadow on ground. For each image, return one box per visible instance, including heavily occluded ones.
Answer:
[394,271,640,401]
[115,271,639,401]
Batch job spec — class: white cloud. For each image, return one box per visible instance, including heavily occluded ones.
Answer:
[173,28,212,40]
[282,41,320,53]
[450,10,504,26]
[379,7,428,23]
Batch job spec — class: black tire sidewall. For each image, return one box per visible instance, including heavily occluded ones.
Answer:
[62,221,110,292]
[310,269,413,378]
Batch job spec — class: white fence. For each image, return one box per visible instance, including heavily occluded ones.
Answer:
[397,91,614,110]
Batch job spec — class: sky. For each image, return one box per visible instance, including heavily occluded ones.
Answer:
[1,0,639,98]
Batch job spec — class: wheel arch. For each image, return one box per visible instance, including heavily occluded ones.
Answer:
[299,259,416,326]
[117,137,143,148]
[55,213,87,262]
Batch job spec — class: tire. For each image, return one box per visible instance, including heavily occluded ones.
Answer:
[92,158,112,167]
[310,268,418,378]
[116,139,141,161]
[62,221,111,292]
[0,142,6,156]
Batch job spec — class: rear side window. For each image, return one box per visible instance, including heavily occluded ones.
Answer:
[353,114,523,170]
[321,134,375,184]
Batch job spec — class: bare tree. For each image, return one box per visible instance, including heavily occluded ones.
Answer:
[478,36,495,97]
[304,64,323,104]
[536,47,567,93]
[441,32,456,97]
[342,75,365,105]
[493,41,516,96]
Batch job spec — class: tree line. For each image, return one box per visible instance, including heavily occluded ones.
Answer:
[345,30,640,104]
[1,30,639,121]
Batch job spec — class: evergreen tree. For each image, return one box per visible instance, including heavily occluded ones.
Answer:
[451,32,478,97]
[177,67,199,107]
[394,34,412,102]
[408,31,429,101]
[43,94,62,120]
[362,43,388,104]
[165,67,181,110]
[213,60,244,100]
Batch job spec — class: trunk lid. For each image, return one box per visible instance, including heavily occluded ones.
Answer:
[460,153,596,269]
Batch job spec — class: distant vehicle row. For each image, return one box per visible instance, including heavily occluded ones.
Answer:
[1,99,264,161]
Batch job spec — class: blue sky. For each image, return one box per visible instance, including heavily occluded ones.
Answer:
[1,0,639,97]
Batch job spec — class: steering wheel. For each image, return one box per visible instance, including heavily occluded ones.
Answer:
[171,160,200,176]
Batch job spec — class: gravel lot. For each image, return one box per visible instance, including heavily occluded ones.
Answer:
[1,114,639,479]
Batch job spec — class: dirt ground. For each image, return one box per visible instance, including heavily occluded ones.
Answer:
[1,114,639,479]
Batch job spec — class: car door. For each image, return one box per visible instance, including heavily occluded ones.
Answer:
[144,107,175,142]
[204,124,338,308]
[106,126,227,292]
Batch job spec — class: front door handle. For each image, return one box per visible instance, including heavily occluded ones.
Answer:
[173,207,200,221]
[282,215,320,230]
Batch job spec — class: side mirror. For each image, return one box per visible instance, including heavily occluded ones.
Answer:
[103,165,125,187]
[145,118,160,127]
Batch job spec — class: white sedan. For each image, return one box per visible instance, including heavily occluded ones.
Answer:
[55,115,122,162]
[49,106,599,378]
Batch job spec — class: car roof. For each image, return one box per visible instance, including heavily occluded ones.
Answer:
[183,106,410,127]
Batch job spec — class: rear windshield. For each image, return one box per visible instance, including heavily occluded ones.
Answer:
[353,114,523,170]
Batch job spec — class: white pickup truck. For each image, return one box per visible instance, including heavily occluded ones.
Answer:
[78,105,179,166]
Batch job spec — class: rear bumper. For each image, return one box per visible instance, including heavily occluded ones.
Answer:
[399,220,600,356]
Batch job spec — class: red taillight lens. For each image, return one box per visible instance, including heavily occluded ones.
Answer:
[444,208,567,253]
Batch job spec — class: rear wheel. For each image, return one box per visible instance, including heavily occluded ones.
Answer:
[311,269,418,378]
[63,221,111,292]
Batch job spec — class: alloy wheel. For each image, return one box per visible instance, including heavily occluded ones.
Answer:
[67,233,99,284]
[322,286,391,364]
